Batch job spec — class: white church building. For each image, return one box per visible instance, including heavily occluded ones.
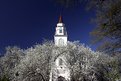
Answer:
[49,16,70,81]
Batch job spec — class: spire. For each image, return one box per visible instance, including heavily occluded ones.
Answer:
[59,15,63,23]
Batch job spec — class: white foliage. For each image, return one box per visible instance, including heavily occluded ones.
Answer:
[0,41,119,81]
[0,46,24,80]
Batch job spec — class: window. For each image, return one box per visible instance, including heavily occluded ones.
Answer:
[59,29,62,33]
[59,58,63,65]
[58,38,64,46]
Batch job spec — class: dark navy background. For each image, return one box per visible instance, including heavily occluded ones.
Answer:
[0,0,96,54]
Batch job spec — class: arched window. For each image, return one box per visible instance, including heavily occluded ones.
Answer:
[59,58,63,65]
[58,38,64,46]
[58,76,66,81]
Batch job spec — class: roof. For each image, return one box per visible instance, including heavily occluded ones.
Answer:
[59,15,63,23]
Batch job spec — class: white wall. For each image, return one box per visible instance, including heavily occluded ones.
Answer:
[54,36,67,46]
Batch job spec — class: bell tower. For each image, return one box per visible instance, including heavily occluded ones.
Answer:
[49,16,70,81]
[54,16,68,46]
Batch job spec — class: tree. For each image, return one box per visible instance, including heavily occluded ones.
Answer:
[54,41,120,81]
[0,75,10,81]
[64,41,98,81]
[89,0,121,54]
[94,53,120,81]
[0,46,24,80]
[13,41,54,81]
[12,41,100,81]
[0,41,120,81]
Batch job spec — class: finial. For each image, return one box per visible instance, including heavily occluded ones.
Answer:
[59,15,62,23]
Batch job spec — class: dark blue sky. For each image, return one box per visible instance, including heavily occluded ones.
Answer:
[0,0,96,54]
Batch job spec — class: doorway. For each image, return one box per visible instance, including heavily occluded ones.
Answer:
[58,76,66,81]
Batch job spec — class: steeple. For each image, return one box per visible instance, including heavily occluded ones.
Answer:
[50,15,70,81]
[54,15,68,46]
[59,15,62,23]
